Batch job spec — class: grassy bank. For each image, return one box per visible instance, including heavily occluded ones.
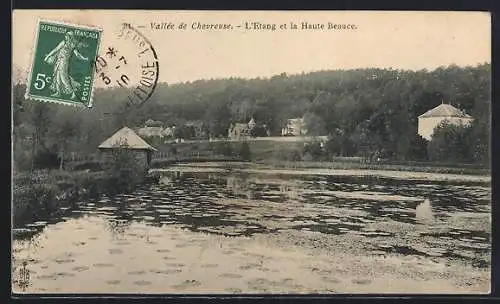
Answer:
[255,160,490,176]
[12,148,163,228]
[12,167,158,228]
[147,140,489,176]
[13,170,104,227]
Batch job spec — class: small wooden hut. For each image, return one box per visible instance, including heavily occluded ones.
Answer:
[98,126,157,169]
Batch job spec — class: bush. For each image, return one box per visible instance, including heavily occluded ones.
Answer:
[211,141,233,157]
[326,130,356,157]
[289,149,302,162]
[78,172,107,199]
[302,152,314,162]
[238,142,251,161]
[272,144,303,162]
[12,179,58,226]
[12,161,152,227]
[303,141,325,161]
[70,160,103,171]
[13,145,32,172]
[169,146,178,156]
[250,125,268,137]
[427,122,472,163]
[405,134,428,161]
[104,149,148,194]
[33,149,60,169]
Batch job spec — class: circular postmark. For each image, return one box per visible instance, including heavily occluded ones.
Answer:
[94,23,159,108]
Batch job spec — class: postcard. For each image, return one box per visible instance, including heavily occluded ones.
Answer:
[11,10,491,294]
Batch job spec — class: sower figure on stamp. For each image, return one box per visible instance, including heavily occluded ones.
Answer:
[44,31,89,100]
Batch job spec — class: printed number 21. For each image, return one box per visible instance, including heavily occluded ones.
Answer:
[34,73,51,90]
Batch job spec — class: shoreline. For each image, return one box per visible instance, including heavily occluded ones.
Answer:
[150,162,491,184]
[12,170,157,229]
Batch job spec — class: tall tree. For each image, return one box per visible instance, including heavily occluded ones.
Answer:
[303,112,326,136]
[29,103,52,171]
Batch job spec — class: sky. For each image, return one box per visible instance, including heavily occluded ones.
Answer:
[12,10,491,85]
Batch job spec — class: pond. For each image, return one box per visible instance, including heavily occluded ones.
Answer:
[11,167,491,294]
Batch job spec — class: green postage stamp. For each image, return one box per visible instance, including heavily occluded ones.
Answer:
[25,20,102,108]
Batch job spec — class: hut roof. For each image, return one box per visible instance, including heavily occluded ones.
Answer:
[98,127,157,151]
[418,103,472,119]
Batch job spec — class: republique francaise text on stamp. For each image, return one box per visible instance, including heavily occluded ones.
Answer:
[25,20,102,108]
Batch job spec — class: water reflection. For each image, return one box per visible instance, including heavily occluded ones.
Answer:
[12,169,491,292]
[415,199,435,224]
[226,176,253,199]
[14,171,491,239]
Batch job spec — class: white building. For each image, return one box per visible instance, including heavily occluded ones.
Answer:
[417,103,473,141]
[247,117,256,129]
[281,118,307,136]
[137,119,164,138]
[162,126,176,138]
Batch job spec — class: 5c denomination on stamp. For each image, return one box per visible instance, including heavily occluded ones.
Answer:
[25,20,102,108]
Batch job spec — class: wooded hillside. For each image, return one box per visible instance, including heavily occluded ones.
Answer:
[12,63,491,170]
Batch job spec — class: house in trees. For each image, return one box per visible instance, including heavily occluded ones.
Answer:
[417,102,473,141]
[162,126,176,138]
[281,118,307,136]
[137,119,164,138]
[98,126,157,170]
[185,120,208,139]
[247,117,256,130]
[228,117,256,140]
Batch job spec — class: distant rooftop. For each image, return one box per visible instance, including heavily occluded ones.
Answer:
[145,119,163,127]
[418,103,472,119]
[287,117,304,122]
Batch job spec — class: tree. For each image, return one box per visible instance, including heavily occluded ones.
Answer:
[303,112,326,136]
[253,97,283,136]
[173,125,196,140]
[104,142,148,194]
[29,103,52,171]
[326,129,355,157]
[303,141,325,161]
[204,99,231,138]
[48,112,82,169]
[405,134,428,161]
[230,99,254,122]
[12,64,491,171]
[13,84,27,127]
[466,119,490,165]
[250,125,268,137]
[427,121,472,163]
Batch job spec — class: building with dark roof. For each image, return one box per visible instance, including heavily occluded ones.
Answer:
[98,126,157,169]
